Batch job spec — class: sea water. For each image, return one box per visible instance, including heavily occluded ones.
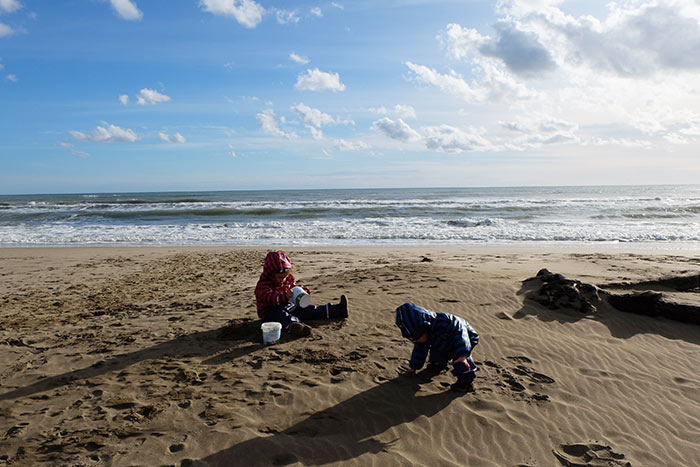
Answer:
[1,185,699,248]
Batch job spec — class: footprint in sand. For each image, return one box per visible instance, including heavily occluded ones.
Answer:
[513,365,556,384]
[553,443,630,467]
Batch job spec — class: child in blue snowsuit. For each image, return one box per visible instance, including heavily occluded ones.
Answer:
[395,303,479,392]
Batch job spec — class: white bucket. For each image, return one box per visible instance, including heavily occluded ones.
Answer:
[290,286,312,308]
[261,322,282,345]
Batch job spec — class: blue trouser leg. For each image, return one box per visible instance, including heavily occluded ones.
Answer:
[262,302,340,331]
[452,355,477,383]
[294,303,334,320]
[261,305,297,330]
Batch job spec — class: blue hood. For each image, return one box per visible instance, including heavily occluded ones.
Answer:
[395,303,435,340]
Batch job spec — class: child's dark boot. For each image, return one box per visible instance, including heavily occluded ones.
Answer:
[330,295,348,319]
[451,374,475,393]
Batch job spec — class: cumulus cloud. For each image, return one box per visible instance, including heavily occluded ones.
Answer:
[109,0,142,20]
[273,8,299,24]
[6,73,16,82]
[0,0,21,14]
[553,3,700,76]
[119,94,129,105]
[405,61,486,102]
[369,104,416,119]
[371,117,421,142]
[289,52,309,64]
[406,59,537,103]
[70,123,138,143]
[331,2,343,10]
[57,142,89,158]
[291,103,336,127]
[136,88,170,105]
[400,0,700,150]
[256,108,297,139]
[469,0,700,78]
[394,104,416,120]
[310,7,322,17]
[501,115,579,145]
[0,22,14,37]
[307,126,323,140]
[369,106,387,115]
[478,22,556,76]
[158,132,186,143]
[334,139,369,151]
[295,68,346,92]
[199,0,265,28]
[421,125,495,153]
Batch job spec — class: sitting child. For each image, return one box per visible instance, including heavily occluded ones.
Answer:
[395,302,479,392]
[255,250,348,336]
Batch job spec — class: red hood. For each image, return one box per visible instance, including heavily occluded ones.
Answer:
[262,251,293,277]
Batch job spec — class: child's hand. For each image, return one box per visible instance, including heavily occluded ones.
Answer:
[285,288,293,299]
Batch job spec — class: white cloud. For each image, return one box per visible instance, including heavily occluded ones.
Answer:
[586,137,652,148]
[0,0,21,14]
[0,22,14,37]
[405,61,486,102]
[158,132,186,143]
[394,104,416,120]
[289,52,309,64]
[335,139,369,151]
[480,1,700,78]
[371,117,421,142]
[291,103,335,127]
[310,7,322,17]
[109,0,142,20]
[273,8,299,24]
[331,2,343,10]
[308,126,323,140]
[199,0,265,28]
[405,1,700,150]
[501,115,579,146]
[520,1,700,77]
[136,88,171,105]
[57,142,89,158]
[295,68,346,92]
[6,73,16,82]
[369,105,416,119]
[462,22,556,77]
[70,123,138,143]
[119,94,129,105]
[421,125,495,153]
[256,108,297,139]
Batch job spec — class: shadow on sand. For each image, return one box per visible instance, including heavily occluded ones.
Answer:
[194,375,458,466]
[0,318,269,401]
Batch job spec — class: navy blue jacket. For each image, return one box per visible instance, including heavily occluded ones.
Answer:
[395,303,479,370]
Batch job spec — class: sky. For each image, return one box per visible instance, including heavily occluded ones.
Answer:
[1,0,700,194]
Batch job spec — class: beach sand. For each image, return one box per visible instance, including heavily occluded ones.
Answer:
[1,246,699,466]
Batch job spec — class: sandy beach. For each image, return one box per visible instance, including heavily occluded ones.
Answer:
[1,246,699,466]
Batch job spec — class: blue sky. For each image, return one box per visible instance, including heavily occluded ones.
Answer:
[1,0,700,194]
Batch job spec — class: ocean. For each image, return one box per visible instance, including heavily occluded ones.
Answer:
[1,185,700,248]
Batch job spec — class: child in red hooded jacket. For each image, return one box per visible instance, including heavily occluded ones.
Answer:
[255,251,348,336]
